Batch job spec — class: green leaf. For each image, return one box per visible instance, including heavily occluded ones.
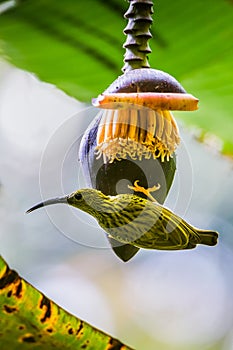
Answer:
[0,0,233,154]
[0,256,133,350]
[0,0,126,100]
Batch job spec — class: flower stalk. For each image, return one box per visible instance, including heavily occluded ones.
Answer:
[122,0,153,72]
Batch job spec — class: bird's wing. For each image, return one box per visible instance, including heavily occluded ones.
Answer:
[134,202,199,250]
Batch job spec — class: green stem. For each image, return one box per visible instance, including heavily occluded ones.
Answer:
[122,0,154,72]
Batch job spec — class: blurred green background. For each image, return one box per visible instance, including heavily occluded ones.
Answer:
[0,0,233,349]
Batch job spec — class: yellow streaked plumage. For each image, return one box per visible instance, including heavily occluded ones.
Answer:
[27,184,218,252]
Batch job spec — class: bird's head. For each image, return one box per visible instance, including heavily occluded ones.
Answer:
[26,188,111,216]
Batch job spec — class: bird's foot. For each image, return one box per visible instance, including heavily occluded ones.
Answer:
[128,180,160,202]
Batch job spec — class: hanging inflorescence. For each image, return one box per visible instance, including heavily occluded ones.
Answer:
[91,0,198,164]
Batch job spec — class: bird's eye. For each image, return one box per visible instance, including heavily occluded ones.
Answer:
[74,193,82,200]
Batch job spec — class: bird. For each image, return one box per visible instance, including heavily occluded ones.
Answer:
[26,181,218,251]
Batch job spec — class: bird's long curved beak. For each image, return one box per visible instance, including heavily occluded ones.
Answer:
[26,196,68,214]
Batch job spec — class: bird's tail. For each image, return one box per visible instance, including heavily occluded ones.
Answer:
[196,229,219,246]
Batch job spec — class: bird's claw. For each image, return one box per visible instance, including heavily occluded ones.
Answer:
[128,180,160,202]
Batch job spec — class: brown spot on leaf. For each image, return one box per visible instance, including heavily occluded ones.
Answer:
[15,280,23,298]
[76,321,84,337]
[107,337,126,350]
[21,334,36,343]
[3,305,17,314]
[81,340,90,348]
[39,295,51,323]
[46,327,53,333]
[0,269,18,290]
[68,327,74,335]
